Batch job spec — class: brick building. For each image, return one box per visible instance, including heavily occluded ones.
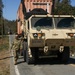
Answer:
[17,0,53,34]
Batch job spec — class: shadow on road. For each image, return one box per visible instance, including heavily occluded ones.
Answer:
[17,56,25,65]
[0,56,13,60]
[34,57,75,65]
[17,61,25,65]
[69,57,75,64]
[16,56,75,65]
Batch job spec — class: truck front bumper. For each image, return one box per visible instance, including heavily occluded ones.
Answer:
[30,39,45,47]
[30,39,75,50]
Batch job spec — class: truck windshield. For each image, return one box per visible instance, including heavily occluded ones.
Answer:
[54,17,74,28]
[31,17,53,28]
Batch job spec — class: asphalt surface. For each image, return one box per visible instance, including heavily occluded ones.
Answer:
[9,35,75,75]
[9,35,16,75]
[16,57,75,75]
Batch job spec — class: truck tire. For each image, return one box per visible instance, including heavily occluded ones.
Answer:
[34,48,39,63]
[23,50,26,62]
[23,41,27,62]
[61,47,70,63]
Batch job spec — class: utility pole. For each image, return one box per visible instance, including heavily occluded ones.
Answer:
[3,19,5,35]
[0,15,5,36]
[0,0,4,36]
[1,16,3,35]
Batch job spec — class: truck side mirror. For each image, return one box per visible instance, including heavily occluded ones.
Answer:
[36,26,41,31]
[73,20,75,28]
[71,20,75,28]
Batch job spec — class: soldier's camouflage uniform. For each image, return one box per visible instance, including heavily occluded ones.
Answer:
[12,38,23,64]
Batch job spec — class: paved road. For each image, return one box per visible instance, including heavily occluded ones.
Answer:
[9,35,75,75]
[16,57,75,75]
[9,35,16,75]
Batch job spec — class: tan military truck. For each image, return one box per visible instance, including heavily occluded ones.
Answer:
[17,0,75,64]
[22,14,75,64]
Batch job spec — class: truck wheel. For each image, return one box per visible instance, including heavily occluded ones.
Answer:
[34,48,39,63]
[61,47,70,63]
[23,41,27,62]
[23,50,26,62]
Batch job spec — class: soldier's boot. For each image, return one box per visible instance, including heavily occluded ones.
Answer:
[14,60,17,65]
[14,58,17,65]
[72,54,74,57]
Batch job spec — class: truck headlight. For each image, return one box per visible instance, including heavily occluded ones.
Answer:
[33,33,38,38]
[33,33,45,38]
[67,33,75,37]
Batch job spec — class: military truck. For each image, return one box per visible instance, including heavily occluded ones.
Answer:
[17,0,75,64]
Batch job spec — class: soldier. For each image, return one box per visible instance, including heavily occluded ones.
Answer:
[11,34,23,65]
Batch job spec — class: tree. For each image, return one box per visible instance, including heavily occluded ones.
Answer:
[61,0,71,5]
[0,0,4,35]
[0,0,4,17]
[53,0,75,15]
[4,19,17,35]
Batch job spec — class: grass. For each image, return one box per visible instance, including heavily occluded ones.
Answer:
[0,35,9,51]
[0,35,10,75]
